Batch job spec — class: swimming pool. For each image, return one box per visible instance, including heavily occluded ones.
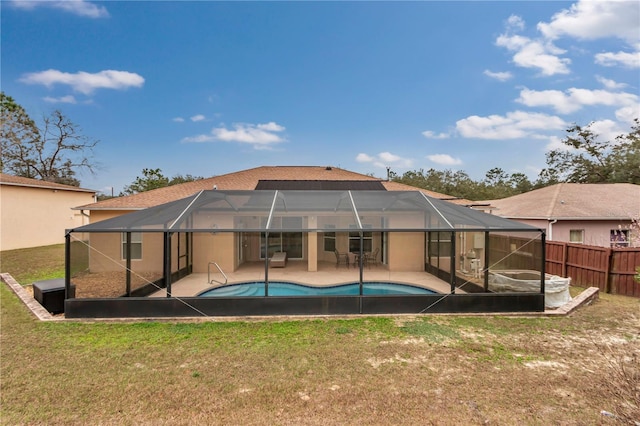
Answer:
[198,281,436,297]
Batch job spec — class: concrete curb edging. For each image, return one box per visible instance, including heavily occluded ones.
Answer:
[544,286,600,316]
[1,273,58,321]
[1,272,600,322]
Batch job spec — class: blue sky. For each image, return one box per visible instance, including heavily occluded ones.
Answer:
[2,1,639,195]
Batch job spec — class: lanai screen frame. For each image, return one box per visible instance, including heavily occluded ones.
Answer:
[65,190,547,317]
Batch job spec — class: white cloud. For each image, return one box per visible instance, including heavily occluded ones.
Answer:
[595,51,640,69]
[596,76,627,90]
[588,119,626,143]
[172,117,185,123]
[456,111,567,140]
[43,95,77,104]
[190,114,205,122]
[615,105,640,124]
[19,69,144,95]
[545,119,626,151]
[498,3,640,75]
[496,34,570,76]
[506,15,525,32]
[516,87,639,114]
[182,122,286,149]
[427,154,462,166]
[257,122,285,132]
[537,1,639,72]
[537,0,639,45]
[421,130,450,139]
[356,153,374,163]
[355,152,413,169]
[10,0,109,18]
[483,70,513,82]
[545,135,567,152]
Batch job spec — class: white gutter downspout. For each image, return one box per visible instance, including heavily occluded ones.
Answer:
[80,209,90,226]
[548,219,558,241]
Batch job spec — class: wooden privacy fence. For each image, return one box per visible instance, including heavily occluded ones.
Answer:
[546,242,640,297]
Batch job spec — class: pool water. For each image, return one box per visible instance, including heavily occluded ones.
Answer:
[198,282,436,297]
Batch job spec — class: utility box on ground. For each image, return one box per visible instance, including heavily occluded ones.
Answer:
[33,279,75,314]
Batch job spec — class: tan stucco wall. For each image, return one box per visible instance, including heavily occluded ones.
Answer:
[192,233,236,273]
[0,185,95,250]
[84,210,164,274]
[87,232,165,274]
[388,232,425,271]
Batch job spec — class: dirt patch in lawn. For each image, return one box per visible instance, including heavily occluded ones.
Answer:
[71,271,162,298]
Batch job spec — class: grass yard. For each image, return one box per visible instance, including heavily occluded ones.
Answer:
[1,245,639,425]
[0,244,67,284]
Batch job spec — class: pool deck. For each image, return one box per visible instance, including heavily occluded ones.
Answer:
[150,261,458,297]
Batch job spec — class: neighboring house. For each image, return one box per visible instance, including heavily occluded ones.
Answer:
[0,173,96,251]
[483,183,640,248]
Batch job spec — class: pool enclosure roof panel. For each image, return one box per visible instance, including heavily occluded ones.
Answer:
[70,190,541,233]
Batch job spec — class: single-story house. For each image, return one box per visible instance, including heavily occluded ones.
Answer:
[63,166,552,318]
[0,173,96,251]
[482,183,640,248]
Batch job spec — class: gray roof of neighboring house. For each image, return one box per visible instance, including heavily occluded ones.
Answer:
[0,173,96,193]
[484,183,640,220]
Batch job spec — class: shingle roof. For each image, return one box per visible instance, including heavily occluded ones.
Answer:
[380,180,474,206]
[485,183,640,219]
[0,173,96,193]
[76,166,469,210]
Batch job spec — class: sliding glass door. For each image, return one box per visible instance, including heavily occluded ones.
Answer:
[261,216,304,259]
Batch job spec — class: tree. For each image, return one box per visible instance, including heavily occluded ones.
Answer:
[1,92,98,186]
[538,119,640,184]
[392,167,536,200]
[1,93,40,176]
[121,168,203,195]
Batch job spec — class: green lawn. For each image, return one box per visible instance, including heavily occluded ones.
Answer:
[1,245,639,425]
[0,244,67,284]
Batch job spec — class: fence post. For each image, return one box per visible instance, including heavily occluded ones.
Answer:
[605,248,613,294]
[562,243,568,278]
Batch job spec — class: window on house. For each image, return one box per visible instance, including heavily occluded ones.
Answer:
[323,225,336,252]
[121,232,142,260]
[610,229,629,247]
[349,225,372,253]
[569,229,584,244]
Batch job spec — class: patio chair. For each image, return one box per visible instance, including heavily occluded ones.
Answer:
[365,248,380,267]
[334,250,349,268]
[270,251,287,268]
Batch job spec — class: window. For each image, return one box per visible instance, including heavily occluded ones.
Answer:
[610,229,629,247]
[569,229,584,244]
[121,232,142,260]
[428,231,452,257]
[323,225,336,252]
[349,225,372,253]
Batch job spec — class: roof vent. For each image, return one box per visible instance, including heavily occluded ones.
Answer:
[326,166,332,171]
